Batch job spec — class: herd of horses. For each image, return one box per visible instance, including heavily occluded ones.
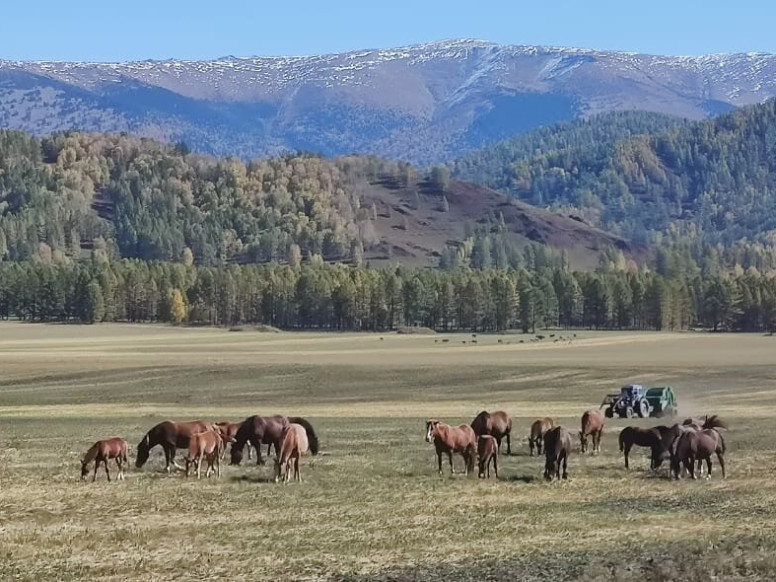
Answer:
[425,408,728,482]
[79,407,727,484]
[80,414,319,483]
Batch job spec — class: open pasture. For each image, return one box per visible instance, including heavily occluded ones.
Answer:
[1,323,776,580]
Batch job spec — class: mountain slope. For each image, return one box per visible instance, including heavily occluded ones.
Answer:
[452,99,776,252]
[3,40,776,163]
[0,130,632,269]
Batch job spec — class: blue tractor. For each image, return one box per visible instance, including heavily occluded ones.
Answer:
[601,384,678,419]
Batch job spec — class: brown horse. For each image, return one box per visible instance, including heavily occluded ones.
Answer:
[425,419,476,475]
[580,409,605,454]
[619,426,664,469]
[529,417,554,456]
[81,438,128,482]
[653,416,728,471]
[185,429,226,479]
[215,421,256,460]
[671,428,727,480]
[477,435,499,479]
[471,410,513,455]
[231,415,319,466]
[275,423,310,483]
[136,420,216,472]
[544,426,571,481]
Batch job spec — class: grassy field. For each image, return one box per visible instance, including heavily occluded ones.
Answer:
[1,323,776,581]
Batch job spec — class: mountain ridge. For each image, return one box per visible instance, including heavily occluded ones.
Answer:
[3,39,776,162]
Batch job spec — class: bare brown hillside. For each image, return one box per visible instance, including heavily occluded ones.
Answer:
[359,177,638,268]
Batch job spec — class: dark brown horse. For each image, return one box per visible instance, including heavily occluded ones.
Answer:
[425,419,476,475]
[529,417,554,456]
[619,426,663,469]
[136,421,217,472]
[470,410,513,455]
[275,424,310,484]
[230,415,319,466]
[653,416,728,471]
[477,435,499,479]
[543,426,571,481]
[671,428,727,480]
[215,421,256,461]
[580,409,605,454]
[81,438,128,482]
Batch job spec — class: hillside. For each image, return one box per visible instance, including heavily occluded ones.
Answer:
[0,130,630,269]
[451,100,776,270]
[3,40,776,163]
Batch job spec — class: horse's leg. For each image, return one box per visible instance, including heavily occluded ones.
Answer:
[623,442,632,470]
[115,458,123,481]
[495,436,503,453]
[493,454,499,479]
[529,438,534,456]
[537,437,543,456]
[717,452,726,479]
[705,456,712,479]
[436,450,442,475]
[104,459,111,482]
[448,451,454,475]
[296,457,302,482]
[93,460,99,483]
[506,432,511,456]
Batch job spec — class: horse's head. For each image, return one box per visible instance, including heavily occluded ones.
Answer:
[230,444,244,466]
[135,435,150,468]
[579,430,588,453]
[80,461,89,480]
[425,420,439,443]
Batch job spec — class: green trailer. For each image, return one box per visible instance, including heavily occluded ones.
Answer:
[645,386,677,418]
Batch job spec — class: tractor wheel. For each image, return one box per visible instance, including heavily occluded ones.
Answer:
[604,407,614,419]
[625,406,634,419]
[638,400,649,418]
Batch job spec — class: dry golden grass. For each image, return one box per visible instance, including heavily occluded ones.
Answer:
[1,323,776,581]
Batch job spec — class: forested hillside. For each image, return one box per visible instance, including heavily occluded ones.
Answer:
[451,101,776,270]
[0,130,633,270]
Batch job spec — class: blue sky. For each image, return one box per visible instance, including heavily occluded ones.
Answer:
[1,1,773,62]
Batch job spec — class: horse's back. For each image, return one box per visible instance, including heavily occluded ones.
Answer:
[544,426,569,457]
[491,410,512,432]
[470,411,490,436]
[478,435,497,458]
[458,424,477,448]
[292,424,309,455]
[582,409,604,432]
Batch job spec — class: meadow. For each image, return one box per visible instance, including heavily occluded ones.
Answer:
[1,323,776,581]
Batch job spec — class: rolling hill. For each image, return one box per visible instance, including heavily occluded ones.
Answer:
[3,40,776,163]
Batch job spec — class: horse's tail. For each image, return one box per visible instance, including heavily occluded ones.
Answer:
[703,415,728,431]
[717,430,727,454]
[618,429,625,452]
[82,441,100,467]
[288,417,319,455]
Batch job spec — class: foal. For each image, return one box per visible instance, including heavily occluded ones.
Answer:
[186,429,225,479]
[81,438,128,482]
[275,423,309,484]
[477,435,499,478]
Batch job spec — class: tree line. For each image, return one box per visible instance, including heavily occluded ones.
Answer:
[1,258,774,333]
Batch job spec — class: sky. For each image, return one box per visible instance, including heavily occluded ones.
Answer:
[2,0,774,62]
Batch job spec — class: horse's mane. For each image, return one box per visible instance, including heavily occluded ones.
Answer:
[703,415,728,431]
[81,441,100,466]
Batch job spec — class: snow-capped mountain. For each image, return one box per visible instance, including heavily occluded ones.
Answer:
[2,39,776,163]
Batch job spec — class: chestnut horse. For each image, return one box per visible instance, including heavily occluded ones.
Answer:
[529,418,554,456]
[186,429,227,479]
[136,420,216,472]
[580,409,605,454]
[653,416,728,471]
[275,423,310,483]
[471,410,513,455]
[544,426,571,481]
[619,426,664,469]
[671,428,727,480]
[230,415,319,466]
[477,435,499,479]
[81,438,128,482]
[425,419,476,475]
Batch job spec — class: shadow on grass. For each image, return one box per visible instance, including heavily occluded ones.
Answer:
[502,474,538,483]
[229,475,276,484]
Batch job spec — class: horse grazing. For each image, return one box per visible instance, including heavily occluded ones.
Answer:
[580,409,605,454]
[619,426,663,469]
[671,428,727,480]
[215,421,255,460]
[425,419,476,476]
[81,438,128,482]
[230,415,319,466]
[136,420,216,472]
[477,435,499,479]
[529,418,554,456]
[471,410,513,455]
[653,416,729,471]
[186,429,226,479]
[275,423,310,483]
[543,426,571,481]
